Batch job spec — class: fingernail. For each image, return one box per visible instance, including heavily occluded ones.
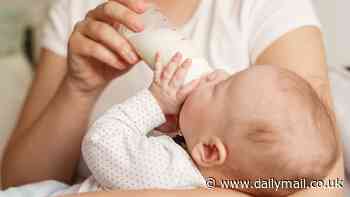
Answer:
[133,20,144,31]
[122,49,138,63]
[134,2,146,13]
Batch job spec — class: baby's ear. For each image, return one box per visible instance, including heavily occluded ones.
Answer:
[191,136,227,168]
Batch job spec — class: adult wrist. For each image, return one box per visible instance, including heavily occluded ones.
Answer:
[61,75,103,104]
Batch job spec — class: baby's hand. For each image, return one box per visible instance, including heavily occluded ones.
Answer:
[149,52,200,115]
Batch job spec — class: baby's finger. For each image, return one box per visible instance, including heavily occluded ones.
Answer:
[169,58,192,89]
[177,78,200,101]
[161,52,182,87]
[153,52,162,84]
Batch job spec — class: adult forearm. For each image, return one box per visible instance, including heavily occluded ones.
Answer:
[2,78,98,188]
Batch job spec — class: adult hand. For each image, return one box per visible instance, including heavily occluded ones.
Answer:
[66,0,151,96]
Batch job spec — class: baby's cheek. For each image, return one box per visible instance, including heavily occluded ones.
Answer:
[179,100,201,134]
[180,89,213,129]
[179,104,193,132]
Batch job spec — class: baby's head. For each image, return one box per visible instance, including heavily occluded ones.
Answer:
[179,65,338,196]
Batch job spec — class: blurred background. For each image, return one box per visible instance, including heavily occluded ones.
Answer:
[0,0,349,189]
[0,0,53,160]
[315,0,349,67]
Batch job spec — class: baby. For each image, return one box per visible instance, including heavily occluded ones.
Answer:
[80,53,338,196]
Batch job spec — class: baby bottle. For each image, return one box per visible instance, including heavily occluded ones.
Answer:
[119,6,213,84]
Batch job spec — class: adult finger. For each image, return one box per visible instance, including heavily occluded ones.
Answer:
[69,32,127,70]
[79,19,139,64]
[87,1,144,32]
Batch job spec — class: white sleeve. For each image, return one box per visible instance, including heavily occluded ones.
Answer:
[245,0,321,64]
[82,89,205,189]
[40,0,71,57]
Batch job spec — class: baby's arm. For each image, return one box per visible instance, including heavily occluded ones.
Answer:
[82,53,202,189]
[82,89,166,189]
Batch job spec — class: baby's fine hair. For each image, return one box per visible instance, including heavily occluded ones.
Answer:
[223,65,338,197]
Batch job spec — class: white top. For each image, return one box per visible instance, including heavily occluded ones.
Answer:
[41,0,321,177]
[81,89,206,190]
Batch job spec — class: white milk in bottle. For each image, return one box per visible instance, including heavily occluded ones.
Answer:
[119,6,213,84]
